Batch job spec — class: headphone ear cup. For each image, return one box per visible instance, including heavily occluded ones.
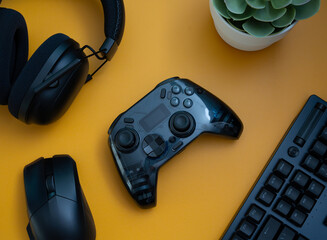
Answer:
[8,33,89,124]
[0,8,28,105]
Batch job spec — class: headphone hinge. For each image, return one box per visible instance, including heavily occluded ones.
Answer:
[99,38,118,61]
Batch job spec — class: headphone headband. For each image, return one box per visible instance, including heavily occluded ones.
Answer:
[100,0,125,59]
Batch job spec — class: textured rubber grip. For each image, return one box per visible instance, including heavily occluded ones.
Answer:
[101,0,125,45]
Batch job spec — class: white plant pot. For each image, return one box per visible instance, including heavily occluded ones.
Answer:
[209,0,297,51]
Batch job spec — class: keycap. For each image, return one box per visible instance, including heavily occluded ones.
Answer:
[301,155,320,172]
[307,180,325,198]
[246,205,265,223]
[256,188,276,206]
[311,141,327,158]
[276,226,296,240]
[289,209,307,226]
[316,164,327,181]
[256,216,282,240]
[265,174,284,192]
[298,195,315,212]
[283,185,301,202]
[231,234,245,240]
[274,159,293,178]
[274,199,292,217]
[236,219,256,238]
[292,171,310,188]
[297,235,309,240]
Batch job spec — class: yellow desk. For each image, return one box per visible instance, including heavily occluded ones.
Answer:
[0,0,326,239]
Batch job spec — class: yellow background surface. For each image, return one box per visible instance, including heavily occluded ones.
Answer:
[0,0,326,239]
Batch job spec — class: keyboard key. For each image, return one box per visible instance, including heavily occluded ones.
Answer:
[297,235,309,240]
[246,205,265,224]
[256,216,282,240]
[265,174,284,192]
[276,226,296,240]
[256,188,276,206]
[274,199,292,217]
[311,141,327,158]
[292,171,310,188]
[283,185,301,202]
[316,164,327,181]
[289,209,307,226]
[307,180,325,198]
[230,234,245,240]
[301,155,320,172]
[320,126,327,143]
[298,195,315,212]
[237,219,256,238]
[274,159,293,178]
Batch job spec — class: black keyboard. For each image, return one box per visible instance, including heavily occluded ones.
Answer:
[221,95,327,240]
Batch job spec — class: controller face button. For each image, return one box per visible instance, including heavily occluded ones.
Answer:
[114,128,139,152]
[184,87,194,96]
[170,97,180,107]
[172,85,182,94]
[142,134,166,158]
[169,111,196,138]
[183,98,193,108]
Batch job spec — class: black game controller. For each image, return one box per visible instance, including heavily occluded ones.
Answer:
[108,77,243,208]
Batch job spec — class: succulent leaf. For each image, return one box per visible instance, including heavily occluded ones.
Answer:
[213,0,321,37]
[245,0,266,9]
[295,0,320,20]
[213,0,231,19]
[292,0,311,6]
[224,0,247,14]
[271,0,292,9]
[272,6,296,28]
[253,2,287,22]
[227,6,254,21]
[242,18,275,37]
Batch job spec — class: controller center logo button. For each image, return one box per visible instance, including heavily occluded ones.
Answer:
[115,128,139,152]
[169,111,196,138]
[142,134,166,158]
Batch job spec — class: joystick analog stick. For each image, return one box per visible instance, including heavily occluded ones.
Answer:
[115,128,139,152]
[169,111,195,138]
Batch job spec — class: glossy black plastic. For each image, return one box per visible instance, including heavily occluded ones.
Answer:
[108,77,243,208]
[24,155,96,240]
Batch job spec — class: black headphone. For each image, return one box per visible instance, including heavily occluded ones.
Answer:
[0,0,125,125]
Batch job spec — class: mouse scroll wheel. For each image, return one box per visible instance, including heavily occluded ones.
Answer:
[45,175,56,194]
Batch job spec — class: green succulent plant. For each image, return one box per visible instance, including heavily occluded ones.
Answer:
[213,0,321,37]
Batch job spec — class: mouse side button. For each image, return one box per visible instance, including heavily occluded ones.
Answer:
[23,157,49,217]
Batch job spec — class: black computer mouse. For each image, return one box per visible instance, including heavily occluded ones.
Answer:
[23,155,96,240]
